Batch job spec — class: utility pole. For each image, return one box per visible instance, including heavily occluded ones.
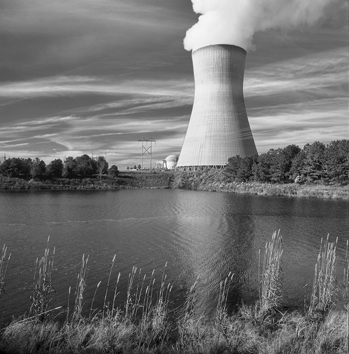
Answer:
[138,138,156,170]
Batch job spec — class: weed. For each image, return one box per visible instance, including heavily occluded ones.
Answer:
[29,237,56,320]
[309,235,337,315]
[0,244,10,301]
[259,230,283,314]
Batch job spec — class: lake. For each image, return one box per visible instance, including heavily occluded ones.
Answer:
[0,189,348,324]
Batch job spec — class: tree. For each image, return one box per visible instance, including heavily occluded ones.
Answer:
[323,140,349,183]
[267,149,288,183]
[46,159,63,179]
[301,141,326,182]
[97,156,109,180]
[29,158,46,180]
[75,154,97,178]
[281,145,301,180]
[108,165,119,178]
[253,152,274,182]
[290,150,306,180]
[237,155,256,182]
[226,155,242,181]
[62,157,77,178]
[0,158,31,179]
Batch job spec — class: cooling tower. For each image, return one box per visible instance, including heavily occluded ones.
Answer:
[177,44,257,167]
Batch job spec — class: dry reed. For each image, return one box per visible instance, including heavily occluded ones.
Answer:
[0,244,10,300]
[71,254,89,322]
[259,230,283,313]
[309,234,338,315]
[343,239,349,352]
[1,232,349,354]
[29,237,56,320]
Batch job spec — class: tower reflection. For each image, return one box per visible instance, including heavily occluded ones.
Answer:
[169,195,256,317]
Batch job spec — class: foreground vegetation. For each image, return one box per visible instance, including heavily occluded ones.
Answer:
[0,232,348,353]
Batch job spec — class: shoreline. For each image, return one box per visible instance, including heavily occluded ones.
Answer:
[190,181,349,200]
[0,174,348,200]
[170,171,349,200]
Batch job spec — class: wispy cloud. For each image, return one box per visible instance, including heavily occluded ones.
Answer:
[0,76,193,98]
[245,47,347,99]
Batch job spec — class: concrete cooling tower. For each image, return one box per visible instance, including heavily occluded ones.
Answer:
[177,44,257,168]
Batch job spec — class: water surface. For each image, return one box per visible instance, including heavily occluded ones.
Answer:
[0,189,348,323]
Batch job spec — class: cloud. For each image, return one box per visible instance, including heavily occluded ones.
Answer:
[244,47,347,99]
[0,76,193,99]
[184,0,346,51]
[243,47,348,152]
[0,0,195,81]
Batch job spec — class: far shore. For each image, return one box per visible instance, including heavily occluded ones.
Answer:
[0,173,348,200]
[188,180,349,200]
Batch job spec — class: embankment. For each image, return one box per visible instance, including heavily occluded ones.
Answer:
[170,170,349,200]
[1,171,348,200]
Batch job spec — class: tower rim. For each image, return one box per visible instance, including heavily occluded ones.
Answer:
[192,44,247,55]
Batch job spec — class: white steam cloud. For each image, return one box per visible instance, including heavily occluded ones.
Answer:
[184,0,335,51]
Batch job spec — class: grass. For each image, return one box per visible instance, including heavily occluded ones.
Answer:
[171,170,349,200]
[0,245,10,301]
[0,232,348,353]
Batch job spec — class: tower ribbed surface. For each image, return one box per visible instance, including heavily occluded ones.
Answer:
[177,44,257,167]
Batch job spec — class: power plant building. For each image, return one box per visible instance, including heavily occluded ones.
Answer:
[155,155,178,170]
[177,44,257,168]
[164,155,178,169]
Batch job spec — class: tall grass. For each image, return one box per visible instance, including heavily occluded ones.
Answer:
[71,254,89,323]
[0,245,10,301]
[309,235,338,315]
[29,237,56,320]
[343,239,349,352]
[0,232,348,353]
[259,230,283,313]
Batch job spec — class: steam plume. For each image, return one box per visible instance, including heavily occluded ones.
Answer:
[184,0,335,51]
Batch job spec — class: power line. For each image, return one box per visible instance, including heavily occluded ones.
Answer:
[138,137,156,170]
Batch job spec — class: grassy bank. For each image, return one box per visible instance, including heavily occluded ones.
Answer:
[0,172,172,191]
[0,232,348,353]
[1,171,348,200]
[171,170,349,200]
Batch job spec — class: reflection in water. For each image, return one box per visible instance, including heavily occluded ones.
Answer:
[168,195,256,316]
[0,189,348,323]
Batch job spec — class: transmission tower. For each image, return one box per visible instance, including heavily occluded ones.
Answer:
[138,137,156,170]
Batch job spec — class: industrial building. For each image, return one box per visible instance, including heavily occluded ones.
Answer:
[155,155,178,170]
[177,44,257,168]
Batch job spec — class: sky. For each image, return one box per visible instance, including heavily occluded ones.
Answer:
[0,0,347,168]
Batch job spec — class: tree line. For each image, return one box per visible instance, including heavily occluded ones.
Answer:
[225,140,349,184]
[0,154,119,180]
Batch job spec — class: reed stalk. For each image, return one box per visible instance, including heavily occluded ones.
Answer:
[343,239,349,352]
[66,286,71,323]
[102,254,116,318]
[216,272,234,318]
[111,272,120,316]
[72,254,89,322]
[125,266,137,319]
[0,245,11,301]
[1,233,349,354]
[89,281,101,318]
[309,235,337,315]
[183,275,200,319]
[29,238,56,320]
[259,230,283,313]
